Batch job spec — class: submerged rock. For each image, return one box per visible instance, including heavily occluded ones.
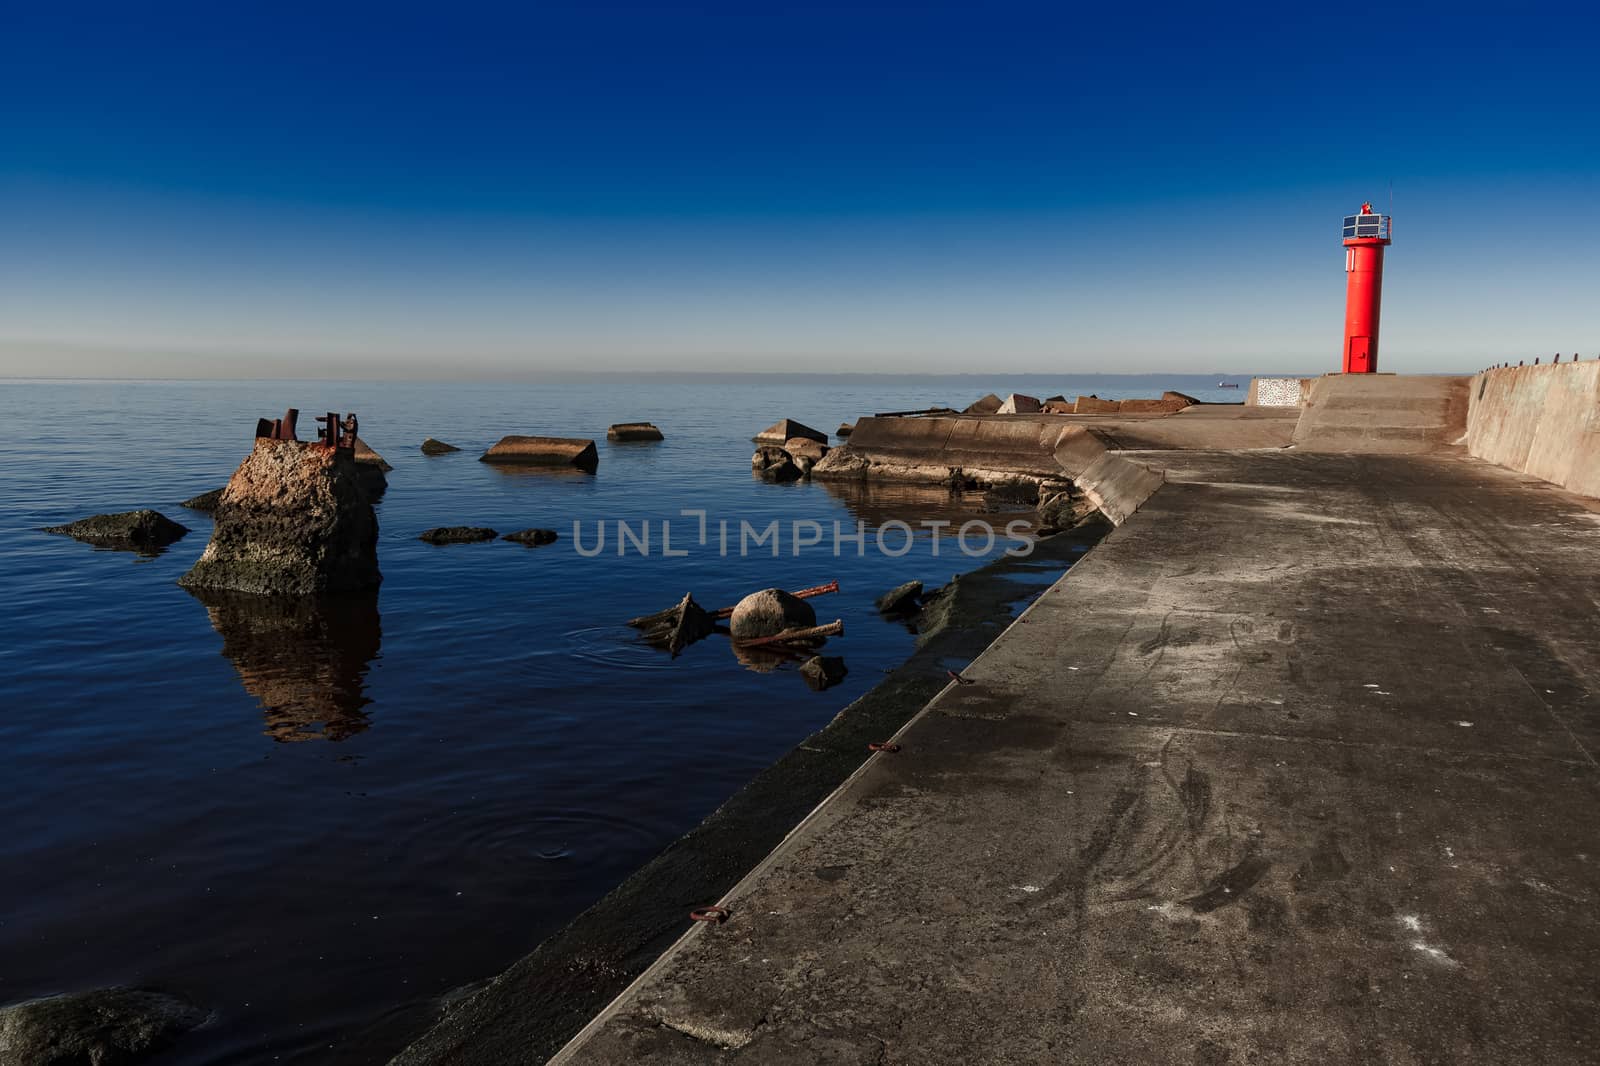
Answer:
[479,436,599,472]
[627,592,716,656]
[728,588,817,641]
[44,509,189,552]
[607,422,664,442]
[179,488,225,512]
[419,526,498,544]
[178,439,380,595]
[800,655,848,691]
[420,437,461,455]
[875,580,924,615]
[0,986,209,1066]
[836,422,855,438]
[502,528,558,546]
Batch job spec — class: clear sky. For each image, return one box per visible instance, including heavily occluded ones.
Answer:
[2,3,1596,379]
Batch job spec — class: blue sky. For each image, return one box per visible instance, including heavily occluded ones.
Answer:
[2,3,1596,378]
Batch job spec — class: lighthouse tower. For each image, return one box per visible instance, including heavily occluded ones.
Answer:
[1341,203,1392,373]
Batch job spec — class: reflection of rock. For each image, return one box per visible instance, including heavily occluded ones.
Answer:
[180,488,225,512]
[0,987,209,1066]
[187,588,381,743]
[419,526,498,544]
[800,655,848,691]
[43,509,188,553]
[179,439,381,595]
[421,437,461,455]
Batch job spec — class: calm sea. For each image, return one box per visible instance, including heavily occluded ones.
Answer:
[0,373,1248,1063]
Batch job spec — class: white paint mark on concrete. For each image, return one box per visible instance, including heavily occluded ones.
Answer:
[1409,940,1460,968]
[1398,914,1423,932]
[1013,884,1043,894]
[1364,683,1382,688]
[1454,720,1474,727]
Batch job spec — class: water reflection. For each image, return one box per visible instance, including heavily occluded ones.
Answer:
[814,478,1006,530]
[187,589,382,742]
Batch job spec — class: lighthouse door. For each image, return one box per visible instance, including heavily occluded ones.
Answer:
[1347,336,1373,374]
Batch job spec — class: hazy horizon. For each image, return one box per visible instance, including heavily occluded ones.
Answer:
[4,6,1596,380]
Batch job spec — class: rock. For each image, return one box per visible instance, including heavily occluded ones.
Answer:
[421,438,460,455]
[1162,390,1200,406]
[1044,394,1067,403]
[1038,490,1097,532]
[985,478,1042,505]
[875,580,924,615]
[997,393,1042,415]
[479,436,599,472]
[783,436,829,463]
[792,454,816,477]
[419,526,498,544]
[179,488,225,512]
[607,422,664,442]
[963,393,1003,415]
[502,528,558,546]
[44,509,189,553]
[836,422,855,438]
[799,655,848,692]
[728,588,817,641]
[627,592,715,656]
[753,448,802,482]
[752,419,827,447]
[353,436,392,472]
[0,986,209,1066]
[178,439,380,595]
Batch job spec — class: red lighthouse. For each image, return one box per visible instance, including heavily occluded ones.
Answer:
[1340,203,1392,373]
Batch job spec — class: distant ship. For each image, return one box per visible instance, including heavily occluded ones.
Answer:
[1217,381,1240,388]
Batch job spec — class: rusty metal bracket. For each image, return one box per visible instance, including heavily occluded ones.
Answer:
[255,408,300,441]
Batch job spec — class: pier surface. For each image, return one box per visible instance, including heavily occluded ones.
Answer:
[552,446,1600,1063]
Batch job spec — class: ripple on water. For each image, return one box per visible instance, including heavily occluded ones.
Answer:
[562,624,680,672]
[408,805,671,877]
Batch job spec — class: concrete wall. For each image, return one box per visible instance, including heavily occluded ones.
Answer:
[1468,361,1600,498]
[1292,374,1469,453]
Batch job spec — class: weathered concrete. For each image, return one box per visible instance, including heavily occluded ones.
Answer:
[1247,376,1316,407]
[553,449,1600,1064]
[608,422,665,442]
[1051,426,1165,525]
[480,436,600,471]
[1467,360,1600,498]
[179,439,381,595]
[1292,374,1470,453]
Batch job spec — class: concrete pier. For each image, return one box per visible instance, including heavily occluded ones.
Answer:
[554,444,1600,1064]
[405,368,1600,1064]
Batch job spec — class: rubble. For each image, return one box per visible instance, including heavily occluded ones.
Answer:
[479,435,599,472]
[179,413,380,595]
[607,422,664,442]
[421,438,461,455]
[997,393,1042,414]
[419,526,498,544]
[800,655,848,691]
[963,393,1003,414]
[44,509,189,553]
[753,418,828,447]
[875,580,924,615]
[502,528,558,546]
[627,592,716,656]
[180,488,225,512]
